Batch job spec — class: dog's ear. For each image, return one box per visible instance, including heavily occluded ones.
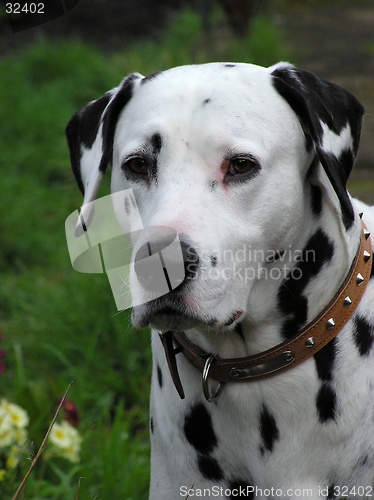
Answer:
[66,73,143,208]
[271,63,364,229]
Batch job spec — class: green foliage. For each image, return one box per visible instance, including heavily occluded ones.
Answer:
[275,0,371,6]
[0,7,285,498]
[113,9,286,72]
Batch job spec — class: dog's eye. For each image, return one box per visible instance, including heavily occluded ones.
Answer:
[224,156,260,183]
[228,158,257,176]
[122,156,149,177]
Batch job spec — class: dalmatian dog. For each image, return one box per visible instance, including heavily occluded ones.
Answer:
[66,62,374,499]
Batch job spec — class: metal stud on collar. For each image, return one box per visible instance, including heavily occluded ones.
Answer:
[363,250,371,263]
[202,354,224,403]
[343,296,352,307]
[326,318,336,330]
[356,273,365,285]
[305,337,316,348]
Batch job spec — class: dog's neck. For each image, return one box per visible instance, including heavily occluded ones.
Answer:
[187,193,362,359]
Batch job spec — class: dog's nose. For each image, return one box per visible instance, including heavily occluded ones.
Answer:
[180,241,199,282]
[134,228,199,293]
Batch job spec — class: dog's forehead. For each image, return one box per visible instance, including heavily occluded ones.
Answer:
[115,63,300,146]
[136,63,280,112]
[142,62,269,89]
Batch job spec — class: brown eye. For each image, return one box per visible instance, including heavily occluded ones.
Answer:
[224,155,260,184]
[122,157,149,177]
[228,158,257,176]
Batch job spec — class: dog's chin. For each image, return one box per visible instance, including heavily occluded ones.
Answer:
[150,314,200,331]
[131,305,201,331]
[131,303,244,332]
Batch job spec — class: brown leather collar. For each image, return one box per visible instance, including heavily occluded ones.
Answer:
[159,218,372,401]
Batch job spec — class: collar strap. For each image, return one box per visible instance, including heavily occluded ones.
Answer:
[159,219,372,400]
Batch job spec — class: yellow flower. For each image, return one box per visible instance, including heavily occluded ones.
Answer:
[1,399,29,429]
[0,407,14,448]
[6,445,21,469]
[48,421,81,463]
[13,427,27,446]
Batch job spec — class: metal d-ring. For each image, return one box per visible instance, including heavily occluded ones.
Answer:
[202,354,224,403]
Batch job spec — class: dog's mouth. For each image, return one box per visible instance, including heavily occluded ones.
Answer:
[132,299,243,332]
[132,301,203,330]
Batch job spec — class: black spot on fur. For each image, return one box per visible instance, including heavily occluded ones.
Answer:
[277,229,334,340]
[316,383,337,422]
[202,98,212,106]
[150,417,154,434]
[228,478,254,499]
[224,63,237,68]
[99,73,141,173]
[358,453,370,467]
[184,403,218,454]
[310,184,323,217]
[327,484,336,500]
[259,405,279,454]
[142,71,162,84]
[197,455,224,481]
[150,132,162,183]
[151,132,162,154]
[353,315,374,357]
[157,364,163,388]
[314,338,336,382]
[79,94,111,150]
[211,255,218,267]
[315,339,337,423]
[209,180,218,191]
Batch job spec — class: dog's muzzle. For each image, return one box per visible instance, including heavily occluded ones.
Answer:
[131,228,203,329]
[134,229,199,294]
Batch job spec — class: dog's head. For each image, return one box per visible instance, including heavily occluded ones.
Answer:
[66,62,364,331]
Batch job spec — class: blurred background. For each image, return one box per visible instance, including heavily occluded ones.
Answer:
[0,0,373,498]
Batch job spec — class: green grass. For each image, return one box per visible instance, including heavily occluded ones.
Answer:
[0,8,286,498]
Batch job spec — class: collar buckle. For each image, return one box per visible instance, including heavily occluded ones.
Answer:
[202,354,224,403]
